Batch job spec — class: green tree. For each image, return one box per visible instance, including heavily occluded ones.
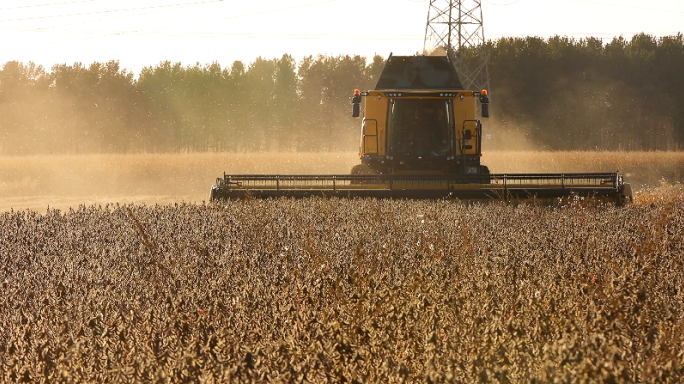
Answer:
[273,54,298,151]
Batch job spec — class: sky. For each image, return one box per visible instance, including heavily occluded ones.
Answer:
[0,0,682,75]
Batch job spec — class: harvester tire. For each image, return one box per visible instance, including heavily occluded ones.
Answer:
[350,164,375,175]
[480,165,492,184]
[210,186,221,201]
[350,164,376,185]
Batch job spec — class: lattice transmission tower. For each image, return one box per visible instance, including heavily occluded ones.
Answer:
[423,0,490,92]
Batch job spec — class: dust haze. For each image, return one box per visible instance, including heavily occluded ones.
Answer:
[490,71,680,152]
[0,153,359,212]
[1,62,682,212]
[2,151,682,212]
[481,118,537,152]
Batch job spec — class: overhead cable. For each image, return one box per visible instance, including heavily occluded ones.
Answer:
[0,2,203,35]
[0,0,99,11]
[570,0,684,14]
[483,0,521,6]
[1,0,341,49]
[0,0,222,23]
[130,0,342,33]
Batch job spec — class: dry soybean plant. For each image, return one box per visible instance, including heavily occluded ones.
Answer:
[1,198,683,383]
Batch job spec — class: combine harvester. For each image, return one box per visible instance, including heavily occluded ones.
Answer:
[211,55,632,205]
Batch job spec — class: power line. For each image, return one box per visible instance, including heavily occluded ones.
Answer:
[0,0,222,23]
[0,2,205,36]
[4,28,680,47]
[130,0,342,34]
[4,27,426,40]
[483,0,521,6]
[570,0,684,14]
[3,0,680,49]
[0,0,343,49]
[2,0,393,37]
[488,31,682,38]
[3,0,393,36]
[0,0,99,11]
[10,26,678,40]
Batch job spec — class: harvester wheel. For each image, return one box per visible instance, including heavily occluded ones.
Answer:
[350,164,375,175]
[210,185,221,201]
[350,164,376,185]
[479,165,492,184]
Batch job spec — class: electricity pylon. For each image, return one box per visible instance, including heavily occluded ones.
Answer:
[423,0,490,92]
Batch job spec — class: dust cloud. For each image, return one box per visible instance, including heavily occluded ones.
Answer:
[0,65,136,156]
[2,151,682,212]
[481,118,537,152]
[0,152,359,212]
[483,151,684,189]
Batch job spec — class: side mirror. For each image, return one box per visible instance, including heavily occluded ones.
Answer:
[464,129,473,140]
[481,103,490,118]
[480,92,490,118]
[352,91,362,118]
[352,103,360,118]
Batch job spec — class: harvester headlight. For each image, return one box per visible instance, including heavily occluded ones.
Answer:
[466,166,479,174]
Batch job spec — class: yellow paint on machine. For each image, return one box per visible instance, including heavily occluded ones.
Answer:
[360,90,480,157]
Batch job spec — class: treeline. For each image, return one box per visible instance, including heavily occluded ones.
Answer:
[0,33,683,155]
[482,33,684,151]
[0,55,384,154]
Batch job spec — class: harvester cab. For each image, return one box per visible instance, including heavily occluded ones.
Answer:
[210,54,632,205]
[351,55,490,177]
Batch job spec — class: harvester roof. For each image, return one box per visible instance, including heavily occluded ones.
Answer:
[374,55,463,91]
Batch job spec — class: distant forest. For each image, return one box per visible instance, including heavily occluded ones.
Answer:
[1,33,683,155]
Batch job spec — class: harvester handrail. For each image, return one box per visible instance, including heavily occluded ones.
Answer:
[221,172,618,179]
[217,173,621,191]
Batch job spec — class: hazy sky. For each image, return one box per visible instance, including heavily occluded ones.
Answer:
[0,0,682,74]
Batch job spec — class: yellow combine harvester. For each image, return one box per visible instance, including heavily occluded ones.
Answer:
[211,55,632,205]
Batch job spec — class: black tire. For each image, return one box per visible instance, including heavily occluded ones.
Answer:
[210,186,221,201]
[479,165,491,184]
[350,164,375,175]
[350,164,377,185]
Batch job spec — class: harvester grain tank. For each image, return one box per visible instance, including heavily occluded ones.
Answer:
[211,54,632,205]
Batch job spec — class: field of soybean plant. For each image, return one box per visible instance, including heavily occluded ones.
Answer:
[2,190,684,382]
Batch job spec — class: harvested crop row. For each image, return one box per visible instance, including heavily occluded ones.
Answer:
[1,199,683,383]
